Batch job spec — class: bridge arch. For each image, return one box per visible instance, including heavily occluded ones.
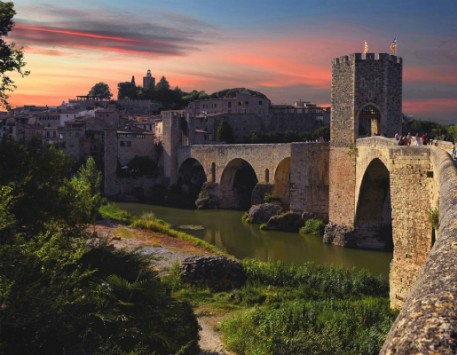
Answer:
[274,157,291,207]
[220,158,258,210]
[355,157,392,250]
[176,157,207,206]
[357,103,381,137]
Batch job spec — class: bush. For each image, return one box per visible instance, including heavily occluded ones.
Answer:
[0,236,200,355]
[300,218,326,236]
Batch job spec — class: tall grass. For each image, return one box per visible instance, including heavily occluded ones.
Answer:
[220,297,397,354]
[242,259,388,298]
[98,202,132,223]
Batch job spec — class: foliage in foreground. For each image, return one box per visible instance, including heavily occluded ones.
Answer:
[0,138,200,354]
[0,238,200,354]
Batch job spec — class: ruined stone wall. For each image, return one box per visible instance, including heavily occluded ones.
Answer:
[382,148,457,353]
[289,142,329,219]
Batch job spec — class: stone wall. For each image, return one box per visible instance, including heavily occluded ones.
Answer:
[382,148,457,353]
[388,146,434,308]
[289,142,329,219]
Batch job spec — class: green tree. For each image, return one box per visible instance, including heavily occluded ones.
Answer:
[88,82,112,99]
[155,75,170,91]
[0,185,14,232]
[448,124,457,142]
[64,156,102,227]
[216,120,235,143]
[0,137,74,234]
[117,81,137,100]
[0,1,30,109]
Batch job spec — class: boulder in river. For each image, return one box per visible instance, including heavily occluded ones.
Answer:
[247,202,282,224]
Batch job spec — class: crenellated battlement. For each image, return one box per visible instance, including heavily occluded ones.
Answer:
[332,53,402,65]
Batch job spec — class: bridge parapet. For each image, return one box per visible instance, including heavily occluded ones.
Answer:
[382,147,457,353]
[356,136,398,147]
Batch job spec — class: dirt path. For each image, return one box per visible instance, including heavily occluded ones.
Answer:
[94,221,230,354]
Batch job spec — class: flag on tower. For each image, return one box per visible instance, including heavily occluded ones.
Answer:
[390,36,397,54]
[364,40,369,53]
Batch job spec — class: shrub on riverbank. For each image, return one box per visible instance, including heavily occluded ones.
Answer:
[300,218,326,236]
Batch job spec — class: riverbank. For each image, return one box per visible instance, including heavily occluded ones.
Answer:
[94,220,231,354]
[93,214,396,354]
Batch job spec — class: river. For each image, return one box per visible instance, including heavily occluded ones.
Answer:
[117,202,392,277]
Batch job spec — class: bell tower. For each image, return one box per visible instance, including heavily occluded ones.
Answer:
[143,69,155,92]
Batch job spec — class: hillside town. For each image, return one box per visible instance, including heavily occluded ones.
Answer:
[0,69,330,199]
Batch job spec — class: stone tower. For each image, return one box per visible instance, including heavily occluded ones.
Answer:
[328,53,402,227]
[143,69,155,92]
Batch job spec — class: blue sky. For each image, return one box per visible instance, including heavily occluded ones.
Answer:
[7,0,457,123]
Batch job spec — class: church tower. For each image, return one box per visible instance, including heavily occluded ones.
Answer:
[328,53,402,228]
[143,69,155,92]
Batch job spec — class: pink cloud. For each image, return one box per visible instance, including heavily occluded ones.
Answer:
[403,98,457,114]
[405,67,457,85]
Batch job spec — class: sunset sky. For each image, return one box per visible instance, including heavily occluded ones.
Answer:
[6,0,457,124]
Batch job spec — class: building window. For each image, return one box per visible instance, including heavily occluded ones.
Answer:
[126,141,132,147]
[120,141,125,147]
[259,100,263,105]
[228,102,232,108]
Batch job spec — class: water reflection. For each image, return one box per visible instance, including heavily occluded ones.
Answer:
[117,202,392,277]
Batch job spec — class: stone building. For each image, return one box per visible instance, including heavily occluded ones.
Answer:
[183,88,327,143]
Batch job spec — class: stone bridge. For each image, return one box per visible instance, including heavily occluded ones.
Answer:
[176,142,329,214]
[159,49,457,351]
[173,137,457,351]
